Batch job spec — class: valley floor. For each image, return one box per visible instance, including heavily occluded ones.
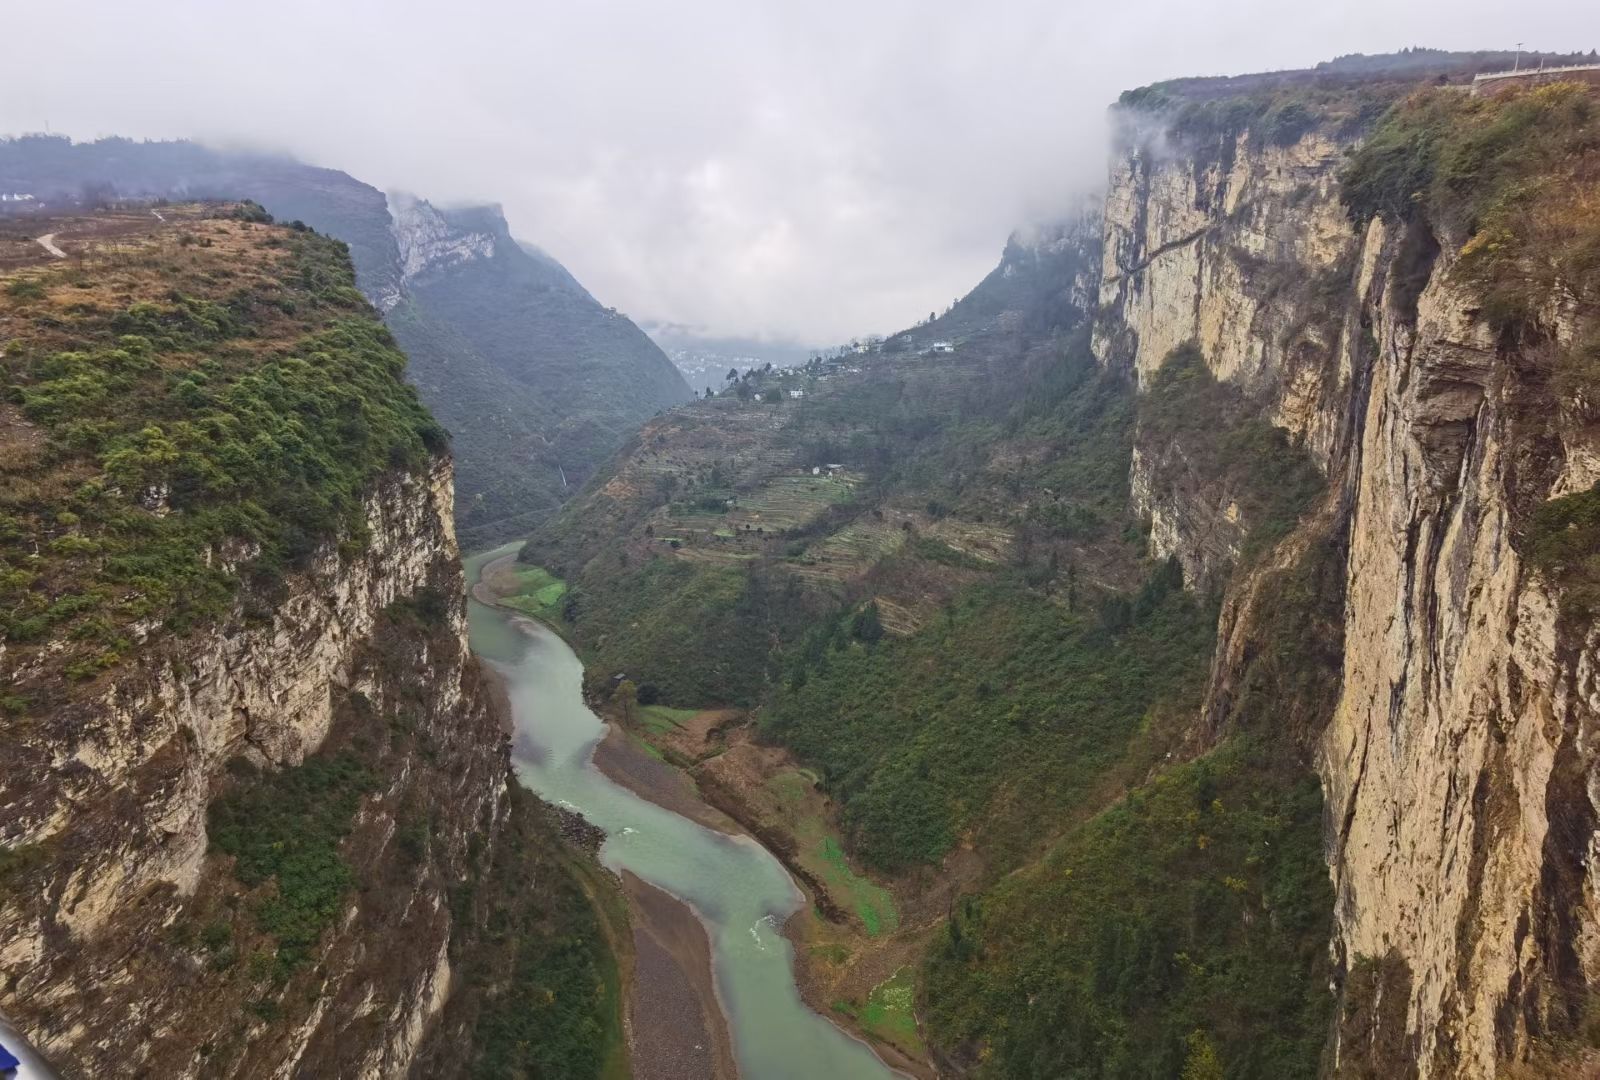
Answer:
[475,552,924,1078]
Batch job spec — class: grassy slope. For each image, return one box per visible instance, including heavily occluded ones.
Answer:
[0,206,444,704]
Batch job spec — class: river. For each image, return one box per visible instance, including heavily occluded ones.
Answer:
[464,548,899,1080]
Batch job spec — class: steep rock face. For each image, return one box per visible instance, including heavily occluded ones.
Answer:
[387,192,498,300]
[1095,98,1600,1077]
[1322,223,1600,1078]
[887,207,1102,350]
[0,463,509,1078]
[1094,118,1362,584]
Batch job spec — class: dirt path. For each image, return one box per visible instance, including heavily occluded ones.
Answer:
[620,872,739,1080]
[33,234,64,258]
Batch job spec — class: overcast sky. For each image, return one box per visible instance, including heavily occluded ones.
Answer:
[2,1,1594,341]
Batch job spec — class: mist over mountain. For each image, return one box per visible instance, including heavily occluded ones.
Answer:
[642,322,824,389]
[0,135,692,546]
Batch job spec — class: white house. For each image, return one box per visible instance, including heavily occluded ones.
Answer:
[930,341,954,354]
[789,389,805,399]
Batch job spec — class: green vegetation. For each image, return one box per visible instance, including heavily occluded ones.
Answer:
[835,966,922,1055]
[497,564,569,621]
[1,216,446,697]
[765,564,1214,873]
[390,216,690,548]
[1526,482,1600,622]
[437,784,623,1080]
[922,738,1331,1079]
[922,535,1346,1079]
[907,535,988,570]
[1140,343,1326,565]
[760,764,901,935]
[208,753,377,972]
[638,703,697,736]
[524,158,1356,1075]
[0,133,690,550]
[1341,82,1600,332]
[816,835,897,935]
[563,558,811,706]
[0,842,48,896]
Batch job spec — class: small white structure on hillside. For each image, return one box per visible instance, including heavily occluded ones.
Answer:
[930,341,954,353]
[789,389,805,399]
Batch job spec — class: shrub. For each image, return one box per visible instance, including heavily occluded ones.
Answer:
[208,752,377,970]
[1342,83,1600,331]
[1,224,449,693]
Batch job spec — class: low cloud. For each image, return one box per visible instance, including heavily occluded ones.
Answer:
[3,0,1591,340]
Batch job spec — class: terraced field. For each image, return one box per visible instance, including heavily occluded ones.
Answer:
[761,769,899,938]
[837,967,922,1060]
[487,563,569,620]
[925,518,1012,564]
[787,512,914,586]
[642,470,862,566]
[727,473,857,531]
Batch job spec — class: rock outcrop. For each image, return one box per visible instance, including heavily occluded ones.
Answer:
[0,209,519,1079]
[387,192,499,300]
[0,461,510,1078]
[1094,92,1600,1078]
[1322,219,1600,1078]
[1094,114,1364,586]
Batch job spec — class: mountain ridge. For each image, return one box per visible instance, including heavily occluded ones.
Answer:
[0,135,692,547]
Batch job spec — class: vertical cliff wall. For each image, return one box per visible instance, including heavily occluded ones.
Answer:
[1094,85,1600,1077]
[1093,108,1367,587]
[0,208,527,1078]
[2,467,506,1077]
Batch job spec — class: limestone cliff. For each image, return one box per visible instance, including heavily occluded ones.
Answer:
[0,207,518,1078]
[1,466,505,1078]
[1095,81,1600,1077]
[1094,106,1365,586]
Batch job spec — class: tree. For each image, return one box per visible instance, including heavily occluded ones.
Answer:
[615,679,639,724]
[1181,1031,1224,1080]
[726,367,739,382]
[851,601,885,644]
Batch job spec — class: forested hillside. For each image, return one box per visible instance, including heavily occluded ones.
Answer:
[0,136,691,547]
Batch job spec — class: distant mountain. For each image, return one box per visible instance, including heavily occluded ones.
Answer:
[883,207,1101,353]
[0,135,692,547]
[641,323,821,392]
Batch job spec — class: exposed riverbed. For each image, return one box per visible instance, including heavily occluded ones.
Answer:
[465,548,899,1080]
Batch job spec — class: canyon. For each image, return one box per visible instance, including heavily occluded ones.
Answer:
[2,47,1598,1080]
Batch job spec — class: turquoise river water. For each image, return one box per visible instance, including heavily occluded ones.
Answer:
[464,547,898,1079]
